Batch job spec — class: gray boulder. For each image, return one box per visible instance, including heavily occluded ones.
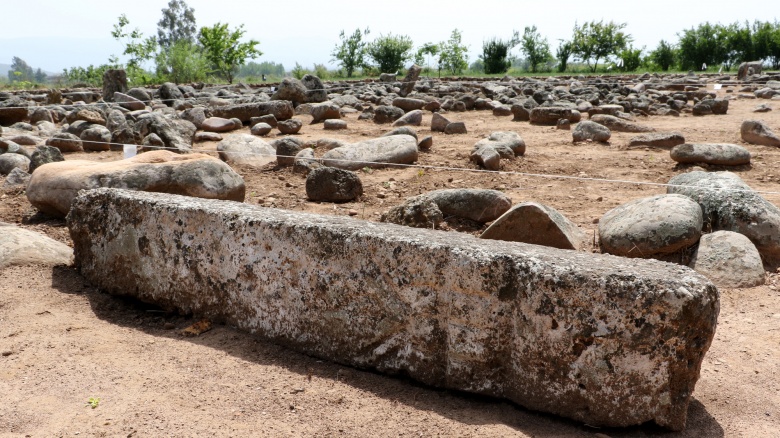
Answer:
[27,150,245,218]
[305,167,363,202]
[473,131,526,158]
[393,98,426,112]
[277,118,303,134]
[29,145,64,174]
[374,105,405,124]
[322,135,418,170]
[271,78,308,105]
[81,125,112,151]
[667,171,780,261]
[114,91,145,111]
[135,112,194,152]
[292,148,322,175]
[738,61,763,80]
[274,137,304,166]
[444,122,467,134]
[530,107,573,125]
[689,231,765,288]
[399,64,422,97]
[573,121,611,143]
[692,99,728,116]
[425,189,512,223]
[159,82,183,105]
[324,119,347,130]
[45,132,83,152]
[211,101,294,123]
[0,153,30,175]
[102,69,128,102]
[3,167,31,189]
[381,195,443,229]
[201,117,238,133]
[383,126,417,140]
[217,134,276,168]
[740,119,780,147]
[470,146,501,170]
[181,107,209,129]
[599,194,703,258]
[628,132,685,149]
[392,109,423,127]
[301,74,328,103]
[589,114,654,133]
[250,122,273,136]
[670,143,751,166]
[0,222,73,269]
[480,201,587,250]
[310,102,341,124]
[0,98,29,125]
[29,107,53,124]
[431,113,450,132]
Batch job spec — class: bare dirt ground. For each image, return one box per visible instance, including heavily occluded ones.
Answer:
[1,87,780,437]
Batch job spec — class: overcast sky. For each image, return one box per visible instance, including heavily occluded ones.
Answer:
[1,0,775,73]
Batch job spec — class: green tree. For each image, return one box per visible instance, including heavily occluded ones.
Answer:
[721,22,754,69]
[34,68,47,83]
[8,57,33,82]
[331,28,370,78]
[482,32,518,74]
[198,23,261,83]
[617,46,643,72]
[367,33,414,73]
[571,20,631,72]
[238,61,285,78]
[677,22,724,70]
[555,40,573,73]
[414,42,440,76]
[520,26,552,73]
[157,0,197,48]
[111,14,157,72]
[649,40,676,71]
[155,39,209,83]
[753,20,780,69]
[438,29,469,75]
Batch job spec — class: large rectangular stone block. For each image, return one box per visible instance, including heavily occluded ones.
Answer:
[67,189,719,430]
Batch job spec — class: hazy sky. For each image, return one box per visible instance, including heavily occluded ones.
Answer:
[1,0,775,73]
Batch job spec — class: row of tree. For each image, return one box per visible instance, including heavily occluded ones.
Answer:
[6,57,48,83]
[331,20,780,77]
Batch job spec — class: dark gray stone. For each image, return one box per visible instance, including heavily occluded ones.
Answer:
[305,167,363,202]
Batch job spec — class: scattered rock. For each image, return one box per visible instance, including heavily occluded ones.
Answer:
[590,114,655,133]
[114,91,145,111]
[81,126,112,151]
[250,123,273,136]
[667,171,780,262]
[292,148,322,175]
[393,98,426,112]
[277,118,303,135]
[670,143,751,166]
[3,167,31,188]
[275,137,304,166]
[530,107,573,125]
[217,134,276,168]
[28,145,64,174]
[322,135,418,170]
[480,201,587,250]
[418,136,433,150]
[194,132,223,142]
[0,153,30,175]
[740,119,780,147]
[310,102,341,124]
[628,132,685,149]
[399,64,422,97]
[383,127,417,140]
[27,150,245,217]
[689,231,765,288]
[598,194,703,258]
[424,189,511,223]
[470,146,500,170]
[444,122,467,134]
[211,101,294,123]
[324,119,347,130]
[45,132,83,152]
[374,106,405,124]
[0,222,73,269]
[572,121,611,143]
[430,113,450,132]
[305,167,363,202]
[381,195,443,228]
[754,104,772,113]
[392,110,423,127]
[201,117,238,133]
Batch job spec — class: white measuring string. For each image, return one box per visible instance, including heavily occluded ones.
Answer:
[36,136,780,197]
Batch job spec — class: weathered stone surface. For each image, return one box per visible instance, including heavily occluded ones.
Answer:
[292,148,322,175]
[670,143,751,166]
[114,91,145,111]
[135,113,194,152]
[250,123,273,136]
[201,117,238,133]
[430,113,450,132]
[399,64,422,97]
[67,188,719,431]
[277,118,303,135]
[689,231,765,288]
[374,105,405,124]
[211,101,294,123]
[0,222,73,269]
[572,121,611,143]
[738,61,763,80]
[589,114,655,133]
[305,167,363,202]
[599,194,703,258]
[740,119,780,147]
[0,153,30,175]
[530,107,573,125]
[274,137,304,166]
[217,134,276,168]
[194,132,222,142]
[310,102,341,124]
[425,189,511,223]
[392,109,423,127]
[45,132,83,152]
[271,78,308,104]
[301,74,328,103]
[473,131,526,158]
[3,167,31,189]
[102,69,128,102]
[692,99,728,116]
[392,98,426,112]
[81,125,112,151]
[323,119,347,130]
[470,146,501,170]
[444,122,467,134]
[27,151,245,217]
[381,195,443,228]
[668,171,780,262]
[418,136,433,150]
[28,145,64,174]
[0,98,29,125]
[322,135,418,170]
[159,82,183,105]
[628,132,685,149]
[383,126,417,140]
[481,201,587,250]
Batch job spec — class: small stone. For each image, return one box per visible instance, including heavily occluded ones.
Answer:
[1,351,12,357]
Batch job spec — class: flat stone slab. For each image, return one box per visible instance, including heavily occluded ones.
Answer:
[68,188,719,431]
[322,135,418,171]
[670,143,750,166]
[0,222,73,269]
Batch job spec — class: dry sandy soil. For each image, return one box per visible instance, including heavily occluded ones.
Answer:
[1,85,780,437]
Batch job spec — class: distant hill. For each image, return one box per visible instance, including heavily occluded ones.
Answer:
[0,63,10,78]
